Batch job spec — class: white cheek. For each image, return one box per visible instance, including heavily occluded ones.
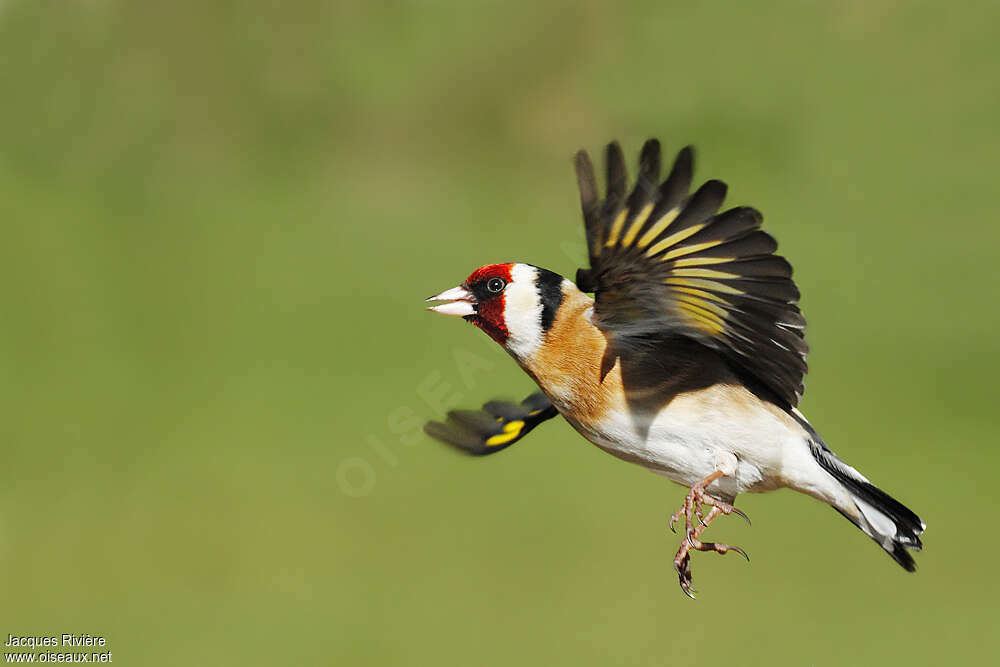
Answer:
[503,264,543,360]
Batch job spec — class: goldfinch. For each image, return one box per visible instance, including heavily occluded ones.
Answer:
[424,140,925,597]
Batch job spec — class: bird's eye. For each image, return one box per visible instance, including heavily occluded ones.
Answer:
[486,277,506,293]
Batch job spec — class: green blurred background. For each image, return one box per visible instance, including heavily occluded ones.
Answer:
[2,1,998,664]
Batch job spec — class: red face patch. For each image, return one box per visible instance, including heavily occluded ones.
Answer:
[464,263,514,345]
[466,263,514,286]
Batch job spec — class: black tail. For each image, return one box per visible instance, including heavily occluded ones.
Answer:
[808,439,925,571]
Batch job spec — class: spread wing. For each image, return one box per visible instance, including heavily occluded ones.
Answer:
[574,140,808,407]
[424,392,558,456]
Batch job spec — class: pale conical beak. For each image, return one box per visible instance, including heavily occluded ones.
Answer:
[425,286,476,317]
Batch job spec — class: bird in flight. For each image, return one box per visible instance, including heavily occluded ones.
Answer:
[424,140,925,597]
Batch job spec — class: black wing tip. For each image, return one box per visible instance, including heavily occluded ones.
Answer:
[423,420,483,453]
[605,141,627,201]
[585,141,692,169]
[575,150,597,195]
[605,141,626,172]
[574,148,594,175]
[637,140,662,177]
[583,140,693,195]
[639,138,661,162]
[521,391,552,410]
[673,145,695,173]
[697,178,729,200]
[727,205,763,224]
[631,140,663,205]
[424,393,558,457]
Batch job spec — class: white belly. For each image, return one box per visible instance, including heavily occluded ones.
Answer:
[559,385,808,500]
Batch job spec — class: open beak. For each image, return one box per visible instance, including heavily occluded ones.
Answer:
[425,285,477,317]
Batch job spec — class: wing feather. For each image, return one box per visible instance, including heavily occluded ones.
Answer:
[574,140,809,406]
[424,392,558,456]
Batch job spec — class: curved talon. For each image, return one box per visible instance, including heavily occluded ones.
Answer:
[697,541,750,562]
[676,565,697,599]
[695,502,708,528]
[698,494,751,527]
[730,506,752,527]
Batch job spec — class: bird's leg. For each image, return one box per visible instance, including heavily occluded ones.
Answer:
[669,470,722,535]
[669,470,750,599]
[673,505,722,598]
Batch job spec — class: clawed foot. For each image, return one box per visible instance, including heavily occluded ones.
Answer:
[669,472,750,599]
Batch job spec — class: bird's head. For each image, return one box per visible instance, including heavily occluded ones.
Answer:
[426,262,568,360]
